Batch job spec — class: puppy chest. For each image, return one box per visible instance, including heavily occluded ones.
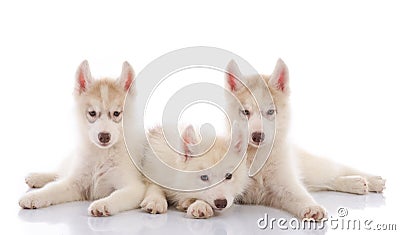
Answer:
[89,159,118,199]
[95,159,117,178]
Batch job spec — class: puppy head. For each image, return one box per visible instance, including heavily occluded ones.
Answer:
[75,60,135,149]
[180,122,248,211]
[225,59,290,147]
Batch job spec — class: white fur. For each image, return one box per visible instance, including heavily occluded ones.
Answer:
[140,123,249,218]
[225,59,386,221]
[19,61,146,216]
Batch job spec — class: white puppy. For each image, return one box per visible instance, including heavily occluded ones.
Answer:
[19,61,146,216]
[225,59,385,220]
[140,123,249,218]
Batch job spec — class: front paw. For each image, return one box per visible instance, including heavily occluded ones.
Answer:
[140,195,168,214]
[19,191,52,209]
[176,198,196,211]
[187,200,214,219]
[300,205,326,221]
[89,199,115,217]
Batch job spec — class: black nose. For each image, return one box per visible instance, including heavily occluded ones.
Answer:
[252,132,265,143]
[214,199,227,209]
[98,132,111,144]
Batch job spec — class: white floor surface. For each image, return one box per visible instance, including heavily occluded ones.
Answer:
[13,186,398,235]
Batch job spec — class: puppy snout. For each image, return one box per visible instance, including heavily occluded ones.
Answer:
[214,198,227,209]
[98,132,111,144]
[251,132,265,143]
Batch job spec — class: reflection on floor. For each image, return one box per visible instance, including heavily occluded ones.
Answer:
[17,190,397,235]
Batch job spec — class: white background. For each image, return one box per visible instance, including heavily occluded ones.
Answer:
[1,1,399,234]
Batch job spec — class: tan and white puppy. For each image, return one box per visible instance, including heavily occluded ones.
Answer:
[225,59,386,220]
[19,61,146,216]
[140,123,249,219]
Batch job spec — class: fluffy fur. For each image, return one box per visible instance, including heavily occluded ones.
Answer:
[225,59,386,220]
[140,123,249,218]
[19,61,146,216]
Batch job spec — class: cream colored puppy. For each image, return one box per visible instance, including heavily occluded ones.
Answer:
[225,59,385,220]
[140,123,249,219]
[19,61,146,216]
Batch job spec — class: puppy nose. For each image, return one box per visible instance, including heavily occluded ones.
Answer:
[252,132,265,143]
[98,132,111,144]
[214,199,227,209]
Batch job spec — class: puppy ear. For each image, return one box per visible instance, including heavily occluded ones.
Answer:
[75,60,93,94]
[225,60,245,92]
[231,121,245,153]
[118,61,135,93]
[268,58,289,94]
[180,125,198,162]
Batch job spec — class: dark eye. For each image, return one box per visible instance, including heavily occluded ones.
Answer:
[241,109,250,116]
[200,175,209,181]
[225,173,232,180]
[113,111,121,117]
[267,109,275,115]
[88,111,96,117]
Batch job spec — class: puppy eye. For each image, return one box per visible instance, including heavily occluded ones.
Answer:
[88,111,97,117]
[225,173,232,180]
[200,175,209,181]
[240,109,250,116]
[113,111,121,117]
[266,109,275,115]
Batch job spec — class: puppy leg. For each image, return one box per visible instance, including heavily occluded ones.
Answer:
[269,178,326,221]
[25,172,58,188]
[261,153,326,221]
[297,147,386,193]
[186,200,214,219]
[332,176,368,194]
[19,178,81,209]
[88,183,146,217]
[140,184,168,214]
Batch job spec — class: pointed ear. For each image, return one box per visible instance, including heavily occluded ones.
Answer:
[180,125,198,162]
[268,58,289,94]
[75,60,93,94]
[225,60,245,92]
[182,125,197,145]
[118,61,135,93]
[231,121,245,153]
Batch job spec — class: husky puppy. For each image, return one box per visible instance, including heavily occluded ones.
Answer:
[19,61,146,216]
[140,123,249,218]
[225,59,385,220]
